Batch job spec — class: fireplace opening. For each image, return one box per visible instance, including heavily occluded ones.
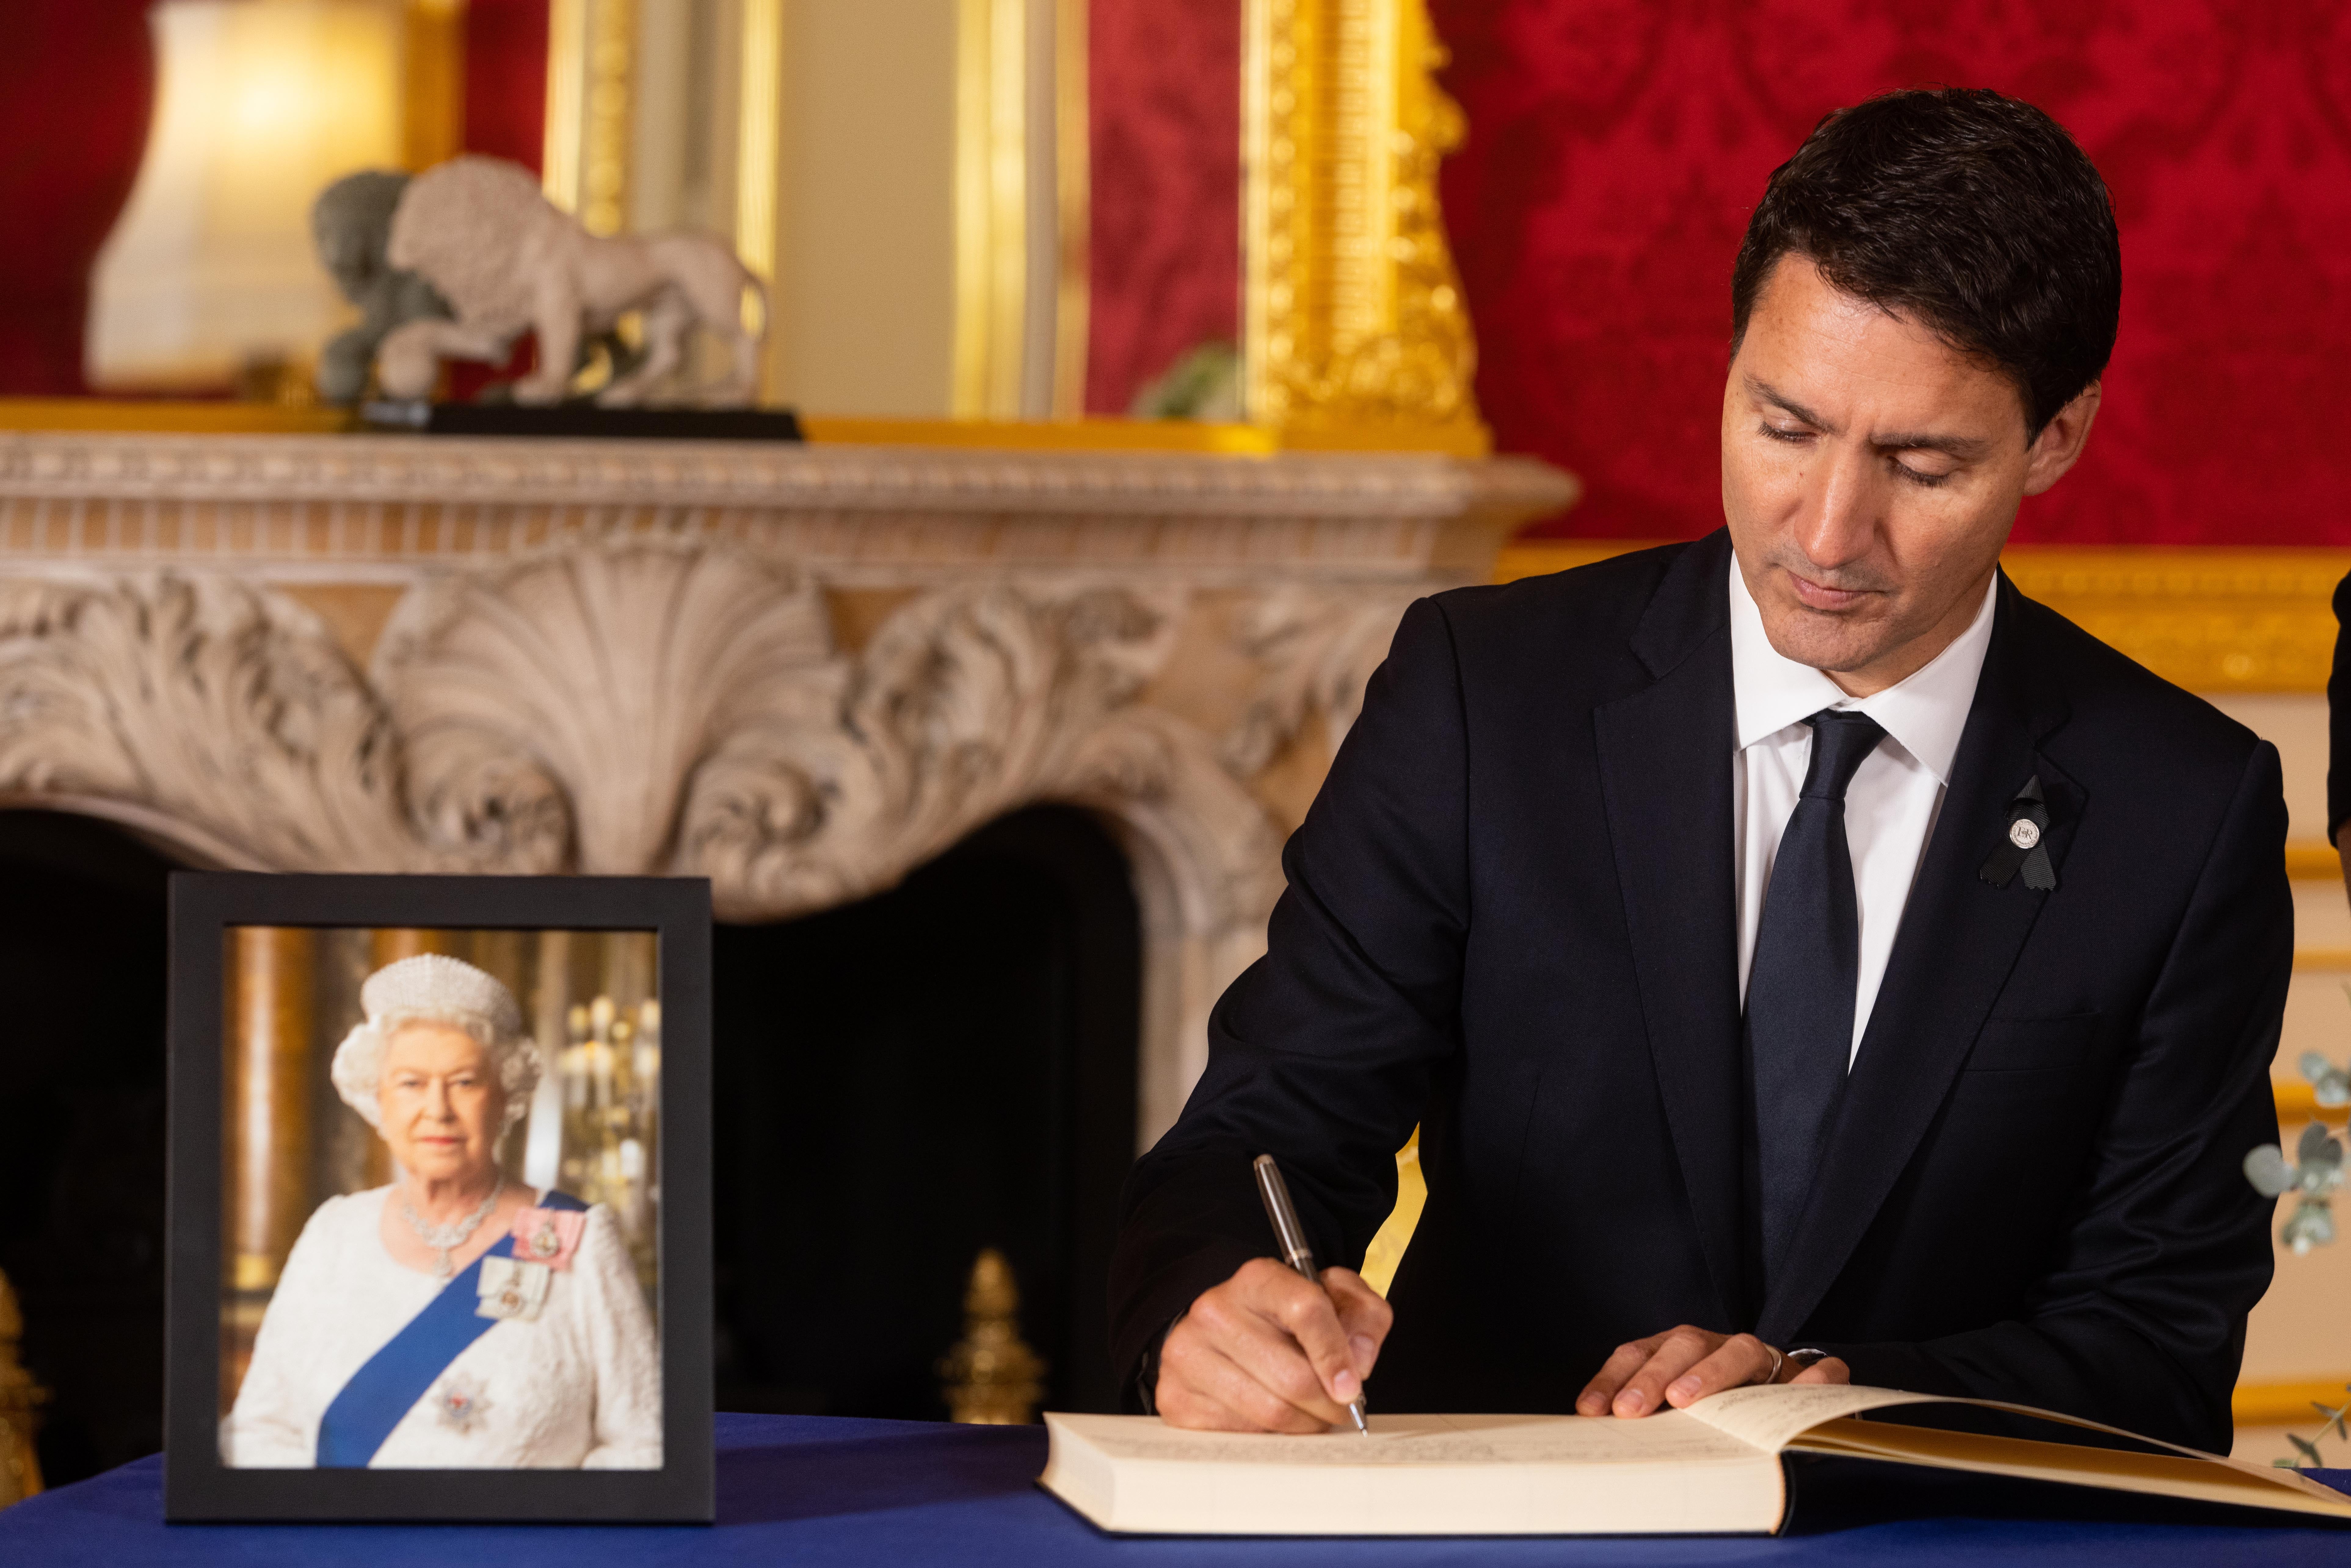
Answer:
[0,810,177,1486]
[710,804,1142,1419]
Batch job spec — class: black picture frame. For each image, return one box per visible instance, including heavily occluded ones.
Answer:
[163,873,714,1523]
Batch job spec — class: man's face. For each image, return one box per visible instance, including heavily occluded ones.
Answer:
[1720,254,2098,694]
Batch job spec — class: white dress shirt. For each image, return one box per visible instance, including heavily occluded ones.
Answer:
[1730,559,1997,1065]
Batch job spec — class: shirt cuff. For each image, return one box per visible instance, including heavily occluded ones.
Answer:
[1134,1311,1186,1417]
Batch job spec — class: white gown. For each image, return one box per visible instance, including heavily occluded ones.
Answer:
[219,1188,663,1469]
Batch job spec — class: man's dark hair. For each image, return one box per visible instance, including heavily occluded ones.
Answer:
[1730,87,2120,440]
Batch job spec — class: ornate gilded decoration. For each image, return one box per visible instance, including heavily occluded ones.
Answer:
[1498,542,2351,695]
[735,0,785,287]
[579,0,637,235]
[400,0,466,172]
[938,1249,1046,1424]
[1244,0,1486,451]
[953,0,1033,419]
[540,0,586,212]
[952,0,1091,420]
[541,0,634,234]
[1996,548,2347,693]
[0,1269,45,1508]
[1051,0,1091,421]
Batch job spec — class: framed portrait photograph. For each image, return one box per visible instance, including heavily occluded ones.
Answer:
[163,874,713,1523]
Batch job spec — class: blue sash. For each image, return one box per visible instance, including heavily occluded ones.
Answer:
[315,1189,588,1468]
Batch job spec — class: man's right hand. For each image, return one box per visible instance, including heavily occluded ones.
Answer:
[1154,1256,1393,1432]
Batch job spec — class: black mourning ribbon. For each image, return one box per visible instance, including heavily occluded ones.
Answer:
[1979,774,2057,891]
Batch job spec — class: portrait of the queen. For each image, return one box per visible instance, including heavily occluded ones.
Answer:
[218,953,662,1469]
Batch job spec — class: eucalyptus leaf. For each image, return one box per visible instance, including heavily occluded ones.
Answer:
[2283,1199,2337,1254]
[2246,1144,2295,1198]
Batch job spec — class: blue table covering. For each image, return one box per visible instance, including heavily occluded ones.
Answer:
[3,1413,2347,1566]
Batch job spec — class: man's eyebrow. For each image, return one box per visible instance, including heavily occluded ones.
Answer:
[1745,375,1990,460]
[1868,428,1991,460]
[1745,376,1832,432]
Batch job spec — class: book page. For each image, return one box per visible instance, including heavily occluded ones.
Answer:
[1679,1383,1946,1453]
[1793,1415,2351,1517]
[1683,1384,2351,1517]
[1051,1410,1769,1467]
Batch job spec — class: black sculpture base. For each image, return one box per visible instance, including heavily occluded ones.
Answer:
[361,401,804,442]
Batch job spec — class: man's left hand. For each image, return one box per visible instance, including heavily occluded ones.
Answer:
[1575,1326,1849,1417]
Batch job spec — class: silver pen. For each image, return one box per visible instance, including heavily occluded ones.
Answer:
[1252,1153,1371,1435]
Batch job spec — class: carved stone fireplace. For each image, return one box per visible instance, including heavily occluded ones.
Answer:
[0,430,1572,1144]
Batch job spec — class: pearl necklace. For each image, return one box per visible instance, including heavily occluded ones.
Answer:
[399,1174,505,1279]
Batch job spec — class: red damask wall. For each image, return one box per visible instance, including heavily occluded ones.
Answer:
[1431,1,2351,544]
[1085,0,1243,415]
[463,0,551,176]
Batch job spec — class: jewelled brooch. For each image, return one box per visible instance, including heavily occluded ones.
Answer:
[432,1375,492,1433]
[477,1256,553,1322]
[508,1206,587,1271]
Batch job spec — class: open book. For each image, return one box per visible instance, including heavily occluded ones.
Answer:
[1040,1385,2351,1535]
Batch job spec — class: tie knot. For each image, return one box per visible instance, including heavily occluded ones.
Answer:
[1800,709,1885,801]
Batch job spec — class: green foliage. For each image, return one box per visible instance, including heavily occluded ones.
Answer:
[2274,1389,2351,1470]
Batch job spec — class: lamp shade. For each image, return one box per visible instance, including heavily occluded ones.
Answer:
[85,0,404,391]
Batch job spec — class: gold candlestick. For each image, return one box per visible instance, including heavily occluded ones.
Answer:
[939,1248,1046,1425]
[0,1268,48,1508]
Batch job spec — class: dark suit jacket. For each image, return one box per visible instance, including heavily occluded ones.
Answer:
[2326,568,2351,843]
[1111,529,2288,1454]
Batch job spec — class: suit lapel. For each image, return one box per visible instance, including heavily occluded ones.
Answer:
[1593,532,1746,1325]
[1757,575,2079,1344]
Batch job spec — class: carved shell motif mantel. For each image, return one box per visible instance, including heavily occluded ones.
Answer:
[0,431,1575,1135]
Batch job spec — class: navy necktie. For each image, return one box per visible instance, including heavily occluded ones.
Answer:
[1747,708,1885,1286]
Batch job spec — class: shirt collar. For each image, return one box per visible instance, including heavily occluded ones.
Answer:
[1727,555,1997,786]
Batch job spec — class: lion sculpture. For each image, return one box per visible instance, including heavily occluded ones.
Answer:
[311,171,451,405]
[377,156,764,407]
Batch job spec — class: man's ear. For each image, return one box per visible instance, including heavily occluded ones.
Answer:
[2020,383,2102,497]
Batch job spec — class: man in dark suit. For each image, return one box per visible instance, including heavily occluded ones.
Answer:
[1109,87,2288,1455]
